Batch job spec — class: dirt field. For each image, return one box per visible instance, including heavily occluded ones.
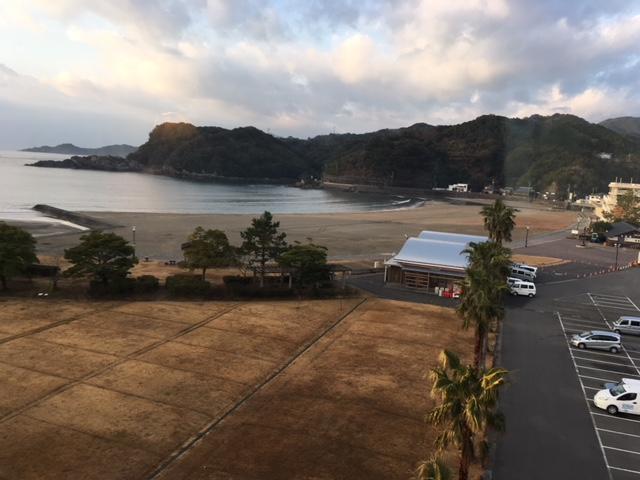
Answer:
[0,298,472,479]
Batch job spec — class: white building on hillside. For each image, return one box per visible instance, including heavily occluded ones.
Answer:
[594,180,640,219]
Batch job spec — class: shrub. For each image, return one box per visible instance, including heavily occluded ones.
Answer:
[135,275,160,293]
[166,274,211,297]
[88,277,135,297]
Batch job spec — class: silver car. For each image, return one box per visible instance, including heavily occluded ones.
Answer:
[613,317,640,336]
[570,330,621,353]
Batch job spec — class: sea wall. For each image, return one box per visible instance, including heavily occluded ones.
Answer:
[321,181,502,200]
[32,204,115,230]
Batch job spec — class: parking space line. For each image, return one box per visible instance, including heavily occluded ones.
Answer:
[557,312,615,479]
[589,294,640,377]
[563,320,609,329]
[609,466,640,476]
[592,294,633,300]
[604,446,640,456]
[580,374,618,383]
[599,428,640,439]
[585,386,601,391]
[592,412,640,424]
[627,297,640,311]
[574,349,640,361]
[574,356,636,368]
[562,316,607,323]
[577,365,640,378]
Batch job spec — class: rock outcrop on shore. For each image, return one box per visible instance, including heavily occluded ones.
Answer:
[23,143,137,156]
[27,155,143,172]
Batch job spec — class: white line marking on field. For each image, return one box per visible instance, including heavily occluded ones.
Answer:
[557,312,614,480]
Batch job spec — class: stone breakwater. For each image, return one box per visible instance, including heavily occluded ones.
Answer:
[32,204,117,230]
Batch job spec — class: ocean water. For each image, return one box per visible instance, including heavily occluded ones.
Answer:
[0,150,418,222]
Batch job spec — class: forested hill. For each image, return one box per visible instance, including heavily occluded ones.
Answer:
[127,123,310,180]
[600,116,640,140]
[111,114,640,194]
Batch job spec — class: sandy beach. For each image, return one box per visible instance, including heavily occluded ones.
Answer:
[21,199,577,261]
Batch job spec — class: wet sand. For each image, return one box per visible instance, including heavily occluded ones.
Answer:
[23,200,577,261]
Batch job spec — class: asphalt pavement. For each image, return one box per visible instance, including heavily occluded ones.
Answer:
[494,268,640,480]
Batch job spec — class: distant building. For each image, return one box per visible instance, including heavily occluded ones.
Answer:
[604,222,640,248]
[447,183,469,192]
[595,180,640,219]
[384,231,488,295]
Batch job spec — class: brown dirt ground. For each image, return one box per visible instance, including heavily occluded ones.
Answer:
[31,200,576,261]
[0,297,472,479]
[156,299,474,479]
[511,253,569,267]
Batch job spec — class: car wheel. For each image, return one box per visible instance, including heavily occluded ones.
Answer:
[607,405,618,415]
[614,329,621,335]
[528,293,534,298]
[578,343,586,349]
[610,346,619,354]
[511,291,517,296]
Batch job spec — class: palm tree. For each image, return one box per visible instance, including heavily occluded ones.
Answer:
[427,350,508,480]
[481,199,517,245]
[415,456,451,480]
[459,242,510,368]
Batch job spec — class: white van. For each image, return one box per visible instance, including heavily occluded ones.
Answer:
[512,263,538,278]
[509,280,536,297]
[510,266,536,282]
[594,379,640,415]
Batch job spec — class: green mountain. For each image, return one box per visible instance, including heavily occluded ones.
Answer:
[127,123,310,180]
[29,114,640,196]
[600,117,640,140]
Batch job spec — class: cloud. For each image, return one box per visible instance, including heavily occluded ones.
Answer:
[1,0,640,147]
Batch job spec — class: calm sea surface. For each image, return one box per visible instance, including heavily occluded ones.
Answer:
[0,151,417,222]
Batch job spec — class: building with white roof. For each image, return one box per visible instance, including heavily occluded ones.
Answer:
[384,231,488,295]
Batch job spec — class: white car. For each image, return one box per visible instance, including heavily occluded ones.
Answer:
[594,379,640,415]
[508,279,536,297]
[512,263,538,278]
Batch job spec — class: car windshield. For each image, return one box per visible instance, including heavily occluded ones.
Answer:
[578,331,592,338]
[610,385,627,396]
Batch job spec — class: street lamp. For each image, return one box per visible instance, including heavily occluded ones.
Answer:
[132,226,137,258]
[525,226,530,248]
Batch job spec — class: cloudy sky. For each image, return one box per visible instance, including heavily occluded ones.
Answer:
[1,0,639,148]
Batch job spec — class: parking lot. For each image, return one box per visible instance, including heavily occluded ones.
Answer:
[558,292,640,479]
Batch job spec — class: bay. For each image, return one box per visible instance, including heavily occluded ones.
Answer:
[0,150,418,223]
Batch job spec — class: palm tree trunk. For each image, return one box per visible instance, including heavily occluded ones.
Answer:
[474,325,488,369]
[458,429,474,480]
[0,274,7,291]
[201,267,207,281]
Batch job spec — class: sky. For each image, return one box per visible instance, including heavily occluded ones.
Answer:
[1,0,640,148]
